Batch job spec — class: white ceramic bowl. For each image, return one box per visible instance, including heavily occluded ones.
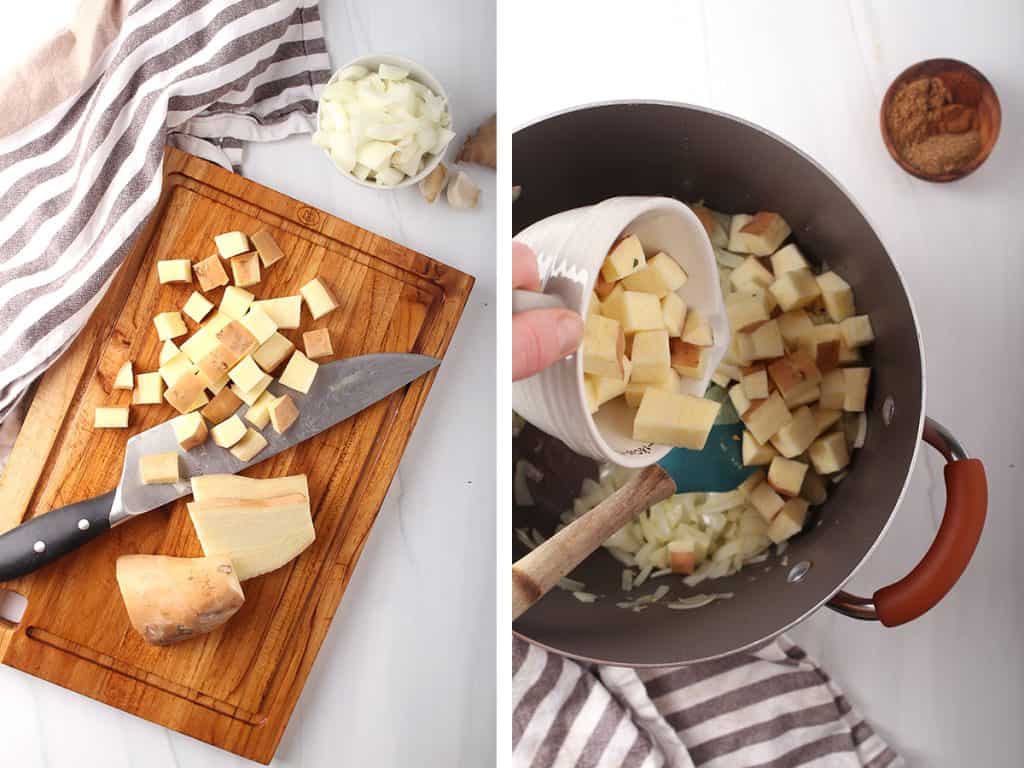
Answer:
[316,53,454,190]
[512,196,730,467]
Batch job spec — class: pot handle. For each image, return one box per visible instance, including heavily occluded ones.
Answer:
[827,417,987,626]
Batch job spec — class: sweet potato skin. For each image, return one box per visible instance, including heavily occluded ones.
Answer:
[116,554,244,645]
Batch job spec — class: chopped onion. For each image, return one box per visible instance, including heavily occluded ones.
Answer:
[711,210,732,239]
[719,268,734,298]
[572,591,599,603]
[378,63,409,81]
[683,569,708,588]
[606,547,637,567]
[666,593,734,610]
[338,65,368,81]
[513,459,543,507]
[315,63,453,186]
[842,411,868,449]
[558,576,585,592]
[715,248,747,269]
[617,584,671,610]
[514,528,535,551]
[621,569,635,592]
[579,476,603,500]
[634,563,654,587]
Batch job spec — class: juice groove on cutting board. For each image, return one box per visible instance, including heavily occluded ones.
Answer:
[0,147,473,763]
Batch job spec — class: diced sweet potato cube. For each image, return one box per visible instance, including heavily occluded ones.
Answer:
[742,392,792,444]
[670,338,709,380]
[216,321,258,358]
[165,372,206,414]
[808,432,850,474]
[661,292,687,337]
[303,328,333,359]
[621,252,688,297]
[768,498,809,543]
[742,430,778,466]
[632,388,720,450]
[231,252,261,288]
[816,271,856,322]
[250,230,285,268]
[631,330,671,384]
[197,343,241,385]
[171,412,208,450]
[194,254,230,291]
[750,481,785,521]
[157,260,192,285]
[582,314,626,380]
[300,277,339,320]
[214,231,250,259]
[681,309,713,346]
[769,268,821,311]
[667,541,697,574]
[602,289,664,334]
[268,395,300,434]
[768,456,809,497]
[601,235,646,282]
[770,244,809,276]
[843,368,871,412]
[770,406,818,458]
[734,212,791,256]
[594,272,617,299]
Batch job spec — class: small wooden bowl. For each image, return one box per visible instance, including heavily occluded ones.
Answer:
[880,58,1001,182]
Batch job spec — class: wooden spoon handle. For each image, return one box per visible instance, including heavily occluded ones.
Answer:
[512,464,676,621]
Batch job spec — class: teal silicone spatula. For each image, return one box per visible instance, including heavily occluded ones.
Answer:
[657,423,753,493]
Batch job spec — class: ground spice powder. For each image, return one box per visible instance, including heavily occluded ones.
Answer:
[886,76,981,175]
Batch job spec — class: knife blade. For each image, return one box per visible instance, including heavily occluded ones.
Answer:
[0,353,440,581]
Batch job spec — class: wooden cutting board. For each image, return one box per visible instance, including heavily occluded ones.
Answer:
[0,147,473,763]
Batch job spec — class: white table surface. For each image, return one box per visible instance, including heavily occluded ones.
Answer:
[509,1,1021,765]
[0,0,496,766]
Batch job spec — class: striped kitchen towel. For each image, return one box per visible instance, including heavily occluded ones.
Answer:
[513,635,902,768]
[0,0,332,423]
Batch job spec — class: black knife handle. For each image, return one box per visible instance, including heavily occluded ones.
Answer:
[0,491,114,582]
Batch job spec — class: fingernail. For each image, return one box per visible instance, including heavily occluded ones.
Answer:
[556,313,584,356]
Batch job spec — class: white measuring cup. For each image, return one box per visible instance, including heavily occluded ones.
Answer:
[512,196,730,466]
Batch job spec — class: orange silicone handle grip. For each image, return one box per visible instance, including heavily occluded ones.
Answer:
[872,433,987,626]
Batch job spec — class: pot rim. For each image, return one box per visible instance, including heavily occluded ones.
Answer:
[512,99,929,667]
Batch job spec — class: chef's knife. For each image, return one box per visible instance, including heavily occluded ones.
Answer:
[0,352,440,581]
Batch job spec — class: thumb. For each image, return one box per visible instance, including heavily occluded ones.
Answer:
[512,309,584,382]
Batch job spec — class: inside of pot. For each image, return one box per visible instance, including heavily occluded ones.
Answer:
[512,103,924,666]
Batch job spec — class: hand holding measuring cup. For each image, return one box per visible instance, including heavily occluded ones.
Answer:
[511,242,583,381]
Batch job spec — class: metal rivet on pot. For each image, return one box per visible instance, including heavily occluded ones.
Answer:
[787,561,812,583]
[882,396,896,426]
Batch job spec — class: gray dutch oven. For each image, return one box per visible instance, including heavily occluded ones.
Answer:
[512,102,988,667]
